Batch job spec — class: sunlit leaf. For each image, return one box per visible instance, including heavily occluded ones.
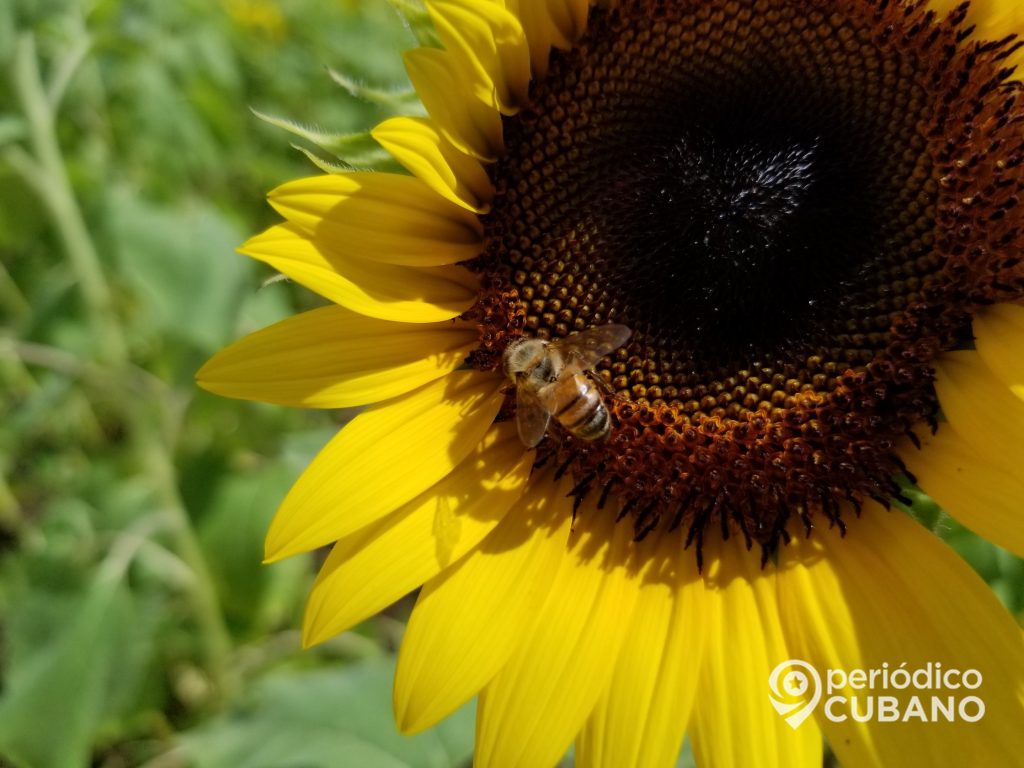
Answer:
[176,656,475,768]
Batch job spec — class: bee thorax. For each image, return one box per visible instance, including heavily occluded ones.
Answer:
[502,338,553,378]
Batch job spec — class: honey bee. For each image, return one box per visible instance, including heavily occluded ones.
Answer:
[502,324,632,448]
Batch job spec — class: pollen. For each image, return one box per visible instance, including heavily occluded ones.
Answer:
[465,0,1024,563]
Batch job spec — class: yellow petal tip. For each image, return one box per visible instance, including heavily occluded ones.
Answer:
[393,704,429,737]
[194,370,211,390]
[194,358,225,394]
[300,596,345,649]
[300,624,330,649]
[262,534,296,565]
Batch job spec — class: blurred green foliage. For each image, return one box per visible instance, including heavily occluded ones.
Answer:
[0,1,1021,767]
[0,0,471,765]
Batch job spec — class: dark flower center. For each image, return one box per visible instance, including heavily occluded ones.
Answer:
[606,130,866,364]
[466,0,1024,564]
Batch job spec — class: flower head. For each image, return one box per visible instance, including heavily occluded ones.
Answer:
[199,1,1024,765]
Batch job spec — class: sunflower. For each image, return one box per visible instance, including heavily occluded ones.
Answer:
[198,0,1024,765]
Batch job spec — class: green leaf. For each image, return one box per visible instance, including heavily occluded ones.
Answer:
[0,562,136,768]
[892,477,944,532]
[177,656,475,768]
[291,143,356,174]
[384,0,442,50]
[0,2,13,64]
[325,69,423,111]
[251,109,398,169]
[236,275,296,332]
[0,115,26,147]
[197,460,308,635]
[676,738,697,768]
[104,186,249,352]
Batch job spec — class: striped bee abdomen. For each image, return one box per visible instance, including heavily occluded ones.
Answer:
[551,376,610,441]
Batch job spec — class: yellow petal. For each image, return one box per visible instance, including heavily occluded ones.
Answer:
[690,537,823,768]
[508,0,589,76]
[403,47,504,162]
[302,422,530,645]
[475,498,642,768]
[933,350,1024,477]
[268,172,483,266]
[426,0,531,113]
[197,305,478,408]
[239,224,478,322]
[927,0,1024,68]
[909,429,1024,559]
[778,508,1024,767]
[973,303,1024,404]
[576,533,707,768]
[394,474,573,733]
[264,370,504,562]
[371,117,494,213]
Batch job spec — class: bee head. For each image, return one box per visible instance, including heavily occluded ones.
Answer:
[501,337,548,379]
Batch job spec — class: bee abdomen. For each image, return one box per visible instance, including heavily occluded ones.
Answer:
[556,384,611,441]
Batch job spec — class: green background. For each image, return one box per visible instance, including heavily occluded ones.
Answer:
[0,1,1020,766]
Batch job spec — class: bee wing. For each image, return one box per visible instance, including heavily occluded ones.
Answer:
[551,324,632,370]
[516,386,552,448]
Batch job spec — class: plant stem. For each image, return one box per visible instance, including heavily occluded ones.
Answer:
[136,431,237,700]
[11,32,125,366]
[0,257,31,322]
[8,30,237,704]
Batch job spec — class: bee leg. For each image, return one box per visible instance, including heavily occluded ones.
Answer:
[588,370,616,397]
